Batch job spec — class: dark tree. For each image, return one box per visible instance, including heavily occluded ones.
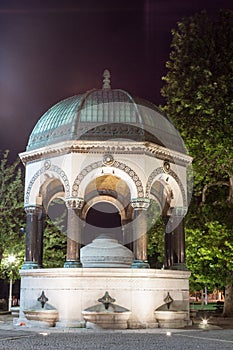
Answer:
[161,10,233,316]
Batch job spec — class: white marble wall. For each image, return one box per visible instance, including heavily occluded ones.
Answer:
[19,268,190,328]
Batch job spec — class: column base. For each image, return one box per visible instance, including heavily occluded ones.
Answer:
[64,260,82,268]
[171,263,188,271]
[131,260,150,269]
[21,261,39,270]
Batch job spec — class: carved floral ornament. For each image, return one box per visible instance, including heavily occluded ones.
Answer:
[103,153,114,166]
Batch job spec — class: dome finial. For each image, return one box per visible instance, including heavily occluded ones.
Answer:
[102,69,111,89]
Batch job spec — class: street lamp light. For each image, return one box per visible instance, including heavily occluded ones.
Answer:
[7,255,16,312]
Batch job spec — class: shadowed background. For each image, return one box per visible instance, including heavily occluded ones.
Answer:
[0,0,232,160]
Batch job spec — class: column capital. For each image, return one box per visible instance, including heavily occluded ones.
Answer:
[131,198,150,210]
[65,197,84,209]
[24,205,42,215]
[171,206,188,217]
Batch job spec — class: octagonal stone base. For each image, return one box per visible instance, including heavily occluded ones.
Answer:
[19,268,190,329]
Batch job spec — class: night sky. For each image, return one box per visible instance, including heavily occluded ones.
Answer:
[0,0,232,161]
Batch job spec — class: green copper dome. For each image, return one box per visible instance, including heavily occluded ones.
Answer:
[27,71,186,153]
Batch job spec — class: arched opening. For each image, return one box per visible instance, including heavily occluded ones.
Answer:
[44,197,67,268]
[147,179,173,269]
[148,177,185,269]
[147,199,164,268]
[83,202,122,245]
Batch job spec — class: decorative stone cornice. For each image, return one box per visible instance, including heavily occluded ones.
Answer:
[65,197,84,209]
[144,142,192,166]
[131,198,150,209]
[19,140,192,167]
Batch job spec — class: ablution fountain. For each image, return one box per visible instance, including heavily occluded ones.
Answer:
[18,70,192,328]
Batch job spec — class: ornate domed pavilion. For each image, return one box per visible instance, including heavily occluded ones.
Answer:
[20,69,191,270]
[19,70,192,328]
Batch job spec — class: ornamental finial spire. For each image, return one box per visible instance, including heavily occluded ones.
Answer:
[102,69,111,89]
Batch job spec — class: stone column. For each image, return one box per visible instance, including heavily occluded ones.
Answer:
[163,215,173,269]
[22,205,42,269]
[163,207,187,269]
[64,198,84,268]
[121,218,132,251]
[37,210,46,268]
[131,198,150,268]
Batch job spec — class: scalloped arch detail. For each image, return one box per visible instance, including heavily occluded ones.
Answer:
[25,163,70,205]
[72,160,144,198]
[145,167,187,206]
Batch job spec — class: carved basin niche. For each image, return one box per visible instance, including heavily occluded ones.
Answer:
[154,292,189,328]
[23,291,59,327]
[23,309,59,327]
[82,291,131,329]
[154,311,188,329]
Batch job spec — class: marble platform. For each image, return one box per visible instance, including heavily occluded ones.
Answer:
[19,268,190,328]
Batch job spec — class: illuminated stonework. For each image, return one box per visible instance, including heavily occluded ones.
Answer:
[20,71,192,273]
[19,71,192,329]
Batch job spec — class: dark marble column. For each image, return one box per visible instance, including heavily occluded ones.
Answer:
[37,210,46,268]
[131,198,150,268]
[122,218,133,251]
[64,198,84,268]
[163,215,173,269]
[22,205,41,269]
[163,207,187,270]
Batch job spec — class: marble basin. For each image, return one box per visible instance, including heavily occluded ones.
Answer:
[154,310,188,328]
[82,310,131,329]
[23,309,59,327]
[82,294,131,329]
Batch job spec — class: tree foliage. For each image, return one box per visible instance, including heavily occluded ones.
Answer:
[0,155,68,277]
[43,198,67,268]
[147,200,164,268]
[0,150,25,280]
[43,217,67,268]
[161,9,233,315]
[186,222,233,290]
[162,9,233,197]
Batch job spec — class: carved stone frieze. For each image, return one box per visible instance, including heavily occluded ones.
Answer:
[19,141,192,166]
